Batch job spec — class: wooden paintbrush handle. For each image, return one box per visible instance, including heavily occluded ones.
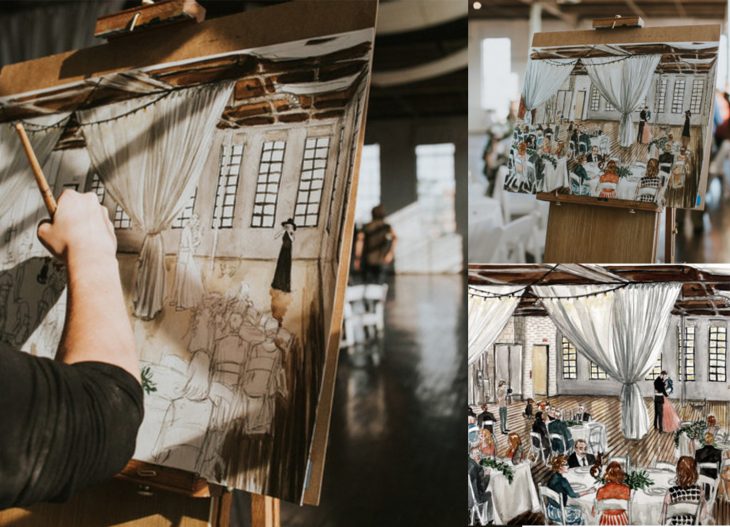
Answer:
[14,122,57,217]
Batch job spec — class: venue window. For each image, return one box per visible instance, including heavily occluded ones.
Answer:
[172,188,198,229]
[354,143,381,225]
[561,336,577,379]
[416,143,457,236]
[113,205,132,229]
[88,173,105,204]
[589,362,608,380]
[589,85,601,112]
[644,356,663,380]
[671,79,686,114]
[690,79,705,114]
[709,325,727,382]
[251,140,286,228]
[654,77,668,113]
[294,136,331,228]
[213,143,244,229]
[677,325,696,381]
[481,38,515,120]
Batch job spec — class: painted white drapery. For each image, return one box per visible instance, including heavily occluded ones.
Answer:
[582,55,661,147]
[468,285,524,365]
[79,82,233,319]
[521,58,577,124]
[532,283,681,439]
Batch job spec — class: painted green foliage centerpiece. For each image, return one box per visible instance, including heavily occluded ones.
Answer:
[480,457,515,484]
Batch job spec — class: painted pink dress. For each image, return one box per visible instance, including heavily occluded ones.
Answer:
[663,396,681,433]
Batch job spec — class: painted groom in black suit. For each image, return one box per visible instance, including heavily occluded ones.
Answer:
[654,370,668,432]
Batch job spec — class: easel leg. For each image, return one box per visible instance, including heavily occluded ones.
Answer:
[251,494,280,527]
[210,490,233,527]
[665,207,676,263]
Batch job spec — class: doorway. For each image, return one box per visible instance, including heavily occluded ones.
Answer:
[574,90,586,121]
[493,344,523,399]
[532,345,549,396]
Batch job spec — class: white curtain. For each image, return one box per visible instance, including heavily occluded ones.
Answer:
[78,82,233,319]
[468,285,524,365]
[533,283,681,439]
[582,55,661,147]
[522,58,577,124]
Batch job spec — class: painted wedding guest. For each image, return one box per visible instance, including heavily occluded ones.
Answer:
[638,105,652,145]
[506,432,526,464]
[532,411,551,461]
[662,372,681,434]
[496,380,510,434]
[0,190,142,508]
[571,155,589,196]
[524,398,535,419]
[479,428,496,458]
[670,147,691,190]
[587,145,603,164]
[598,160,620,199]
[477,402,497,431]
[548,409,574,454]
[468,446,491,505]
[661,456,707,525]
[636,158,663,204]
[575,404,591,422]
[695,432,722,479]
[654,370,669,432]
[546,455,586,525]
[706,415,720,437]
[594,461,631,525]
[682,109,692,147]
[272,218,296,293]
[659,141,675,170]
[568,439,595,468]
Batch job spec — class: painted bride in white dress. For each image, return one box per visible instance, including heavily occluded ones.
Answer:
[173,213,205,310]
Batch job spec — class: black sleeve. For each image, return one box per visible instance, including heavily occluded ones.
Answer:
[0,349,144,508]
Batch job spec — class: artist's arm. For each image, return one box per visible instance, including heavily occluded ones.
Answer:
[353,231,365,271]
[37,190,139,382]
[384,229,397,265]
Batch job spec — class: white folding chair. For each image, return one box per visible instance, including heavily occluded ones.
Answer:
[698,461,720,479]
[539,485,566,525]
[468,475,490,526]
[482,420,495,434]
[502,215,536,263]
[588,425,603,454]
[595,496,630,525]
[362,283,388,336]
[531,432,547,466]
[663,501,702,525]
[653,460,676,472]
[468,218,507,263]
[339,301,355,350]
[699,473,718,511]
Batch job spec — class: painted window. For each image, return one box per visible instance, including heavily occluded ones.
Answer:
[644,356,663,380]
[671,79,686,114]
[354,143,381,225]
[589,85,601,112]
[481,38,518,119]
[172,188,198,229]
[294,136,330,227]
[677,325,696,381]
[326,126,345,234]
[113,205,132,229]
[709,325,727,382]
[251,140,286,228]
[690,79,705,114]
[561,336,577,380]
[655,78,668,113]
[604,99,614,112]
[416,143,457,236]
[88,173,105,204]
[213,144,243,229]
[589,361,608,380]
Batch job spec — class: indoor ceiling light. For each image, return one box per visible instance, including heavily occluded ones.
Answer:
[473,1,482,9]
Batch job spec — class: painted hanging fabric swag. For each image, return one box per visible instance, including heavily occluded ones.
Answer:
[468,285,525,365]
[79,82,234,319]
[521,58,577,125]
[532,282,681,440]
[582,54,661,147]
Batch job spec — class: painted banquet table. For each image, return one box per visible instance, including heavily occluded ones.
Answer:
[487,460,540,524]
[566,467,674,525]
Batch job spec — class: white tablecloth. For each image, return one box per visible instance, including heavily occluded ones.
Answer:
[541,158,569,192]
[487,461,540,524]
[569,422,608,453]
[566,467,674,525]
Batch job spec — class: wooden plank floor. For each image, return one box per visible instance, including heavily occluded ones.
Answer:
[494,395,730,525]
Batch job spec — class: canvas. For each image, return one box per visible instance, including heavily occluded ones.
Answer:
[0,2,375,505]
[506,26,720,210]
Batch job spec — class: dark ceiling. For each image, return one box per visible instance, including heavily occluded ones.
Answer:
[0,0,467,120]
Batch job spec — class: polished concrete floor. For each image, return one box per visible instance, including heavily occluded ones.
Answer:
[676,176,730,262]
[232,274,466,526]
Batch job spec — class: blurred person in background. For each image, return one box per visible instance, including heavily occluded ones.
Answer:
[354,204,396,284]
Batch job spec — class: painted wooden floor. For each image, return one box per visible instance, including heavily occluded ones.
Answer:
[498,395,730,526]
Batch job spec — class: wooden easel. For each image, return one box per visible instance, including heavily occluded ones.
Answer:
[0,1,377,525]
[534,19,720,263]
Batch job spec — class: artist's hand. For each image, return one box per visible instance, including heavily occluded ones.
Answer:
[37,190,117,264]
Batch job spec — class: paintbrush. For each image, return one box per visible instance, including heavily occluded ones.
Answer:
[14,122,57,216]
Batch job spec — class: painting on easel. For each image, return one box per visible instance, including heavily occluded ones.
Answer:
[506,26,719,209]
[0,4,375,505]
